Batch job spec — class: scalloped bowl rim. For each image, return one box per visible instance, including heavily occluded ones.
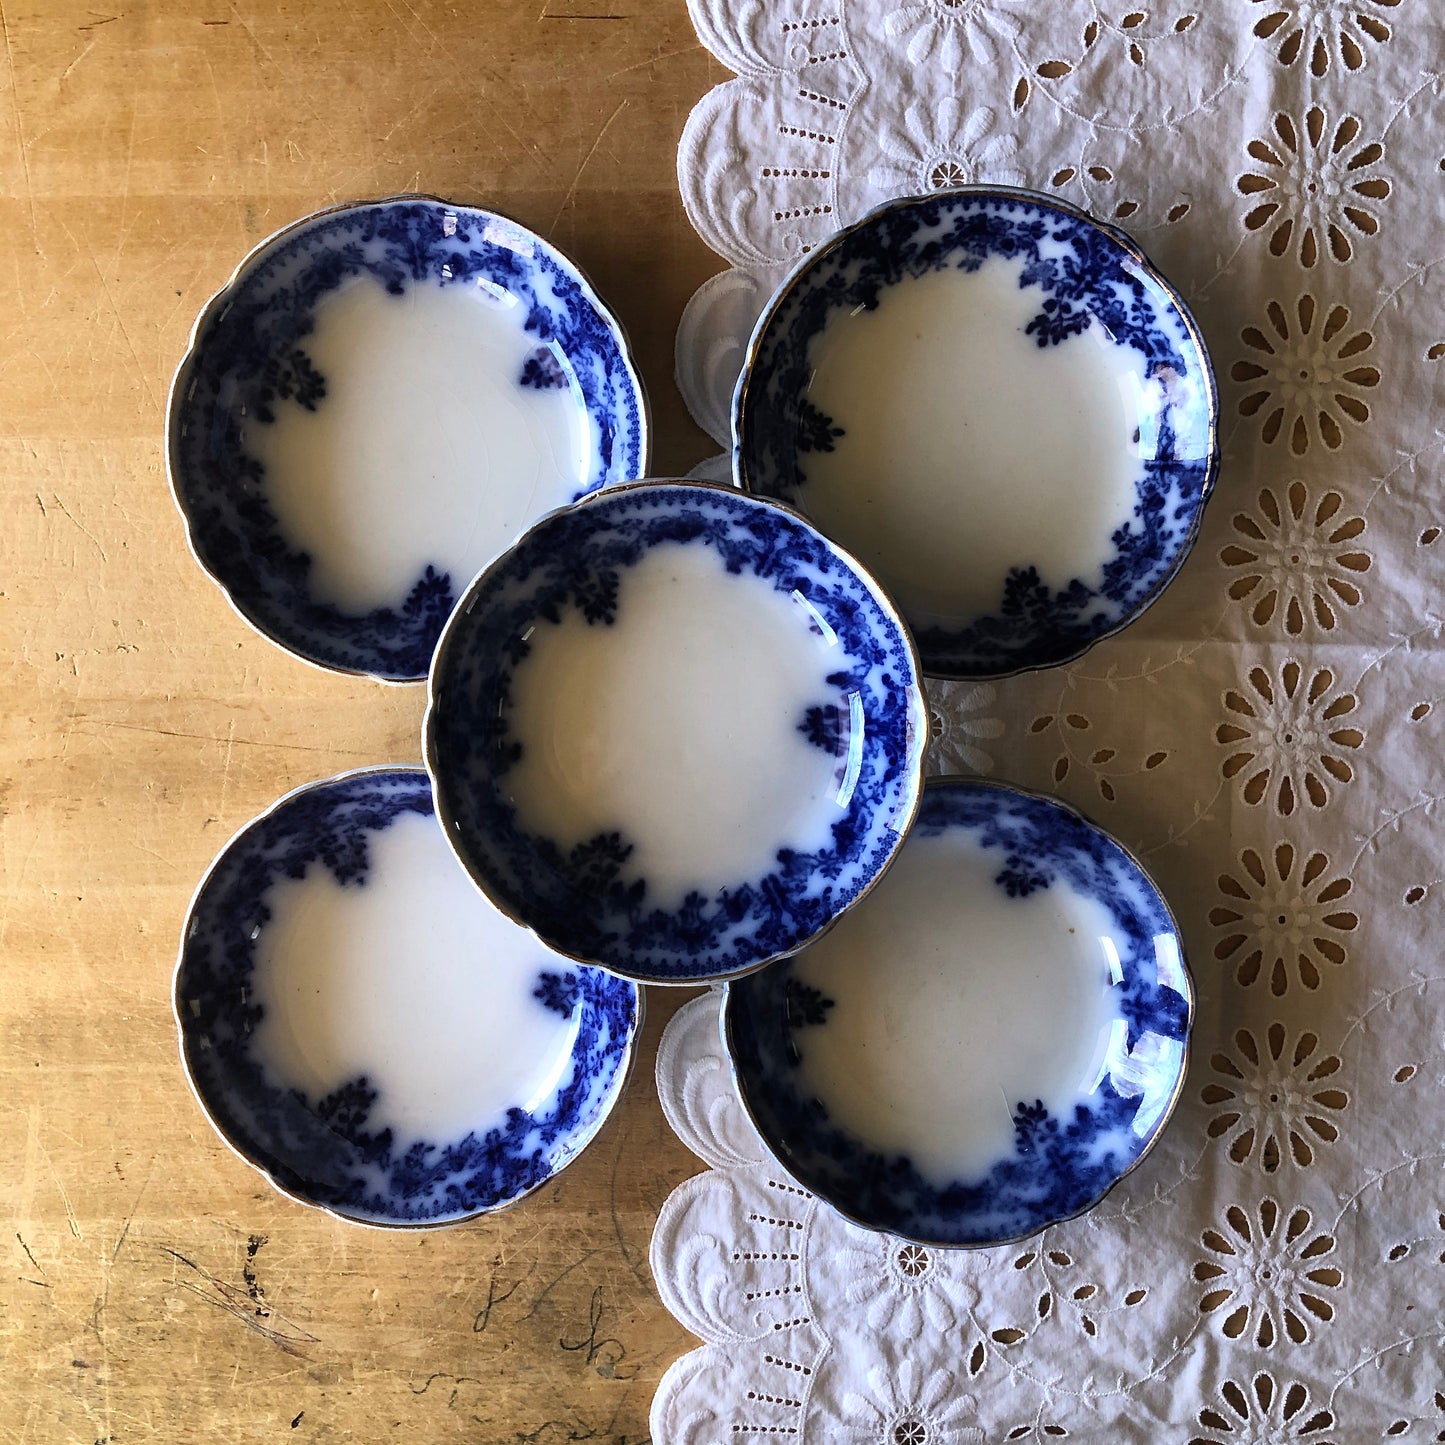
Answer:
[422,476,930,987]
[172,763,645,1231]
[721,774,1196,1249]
[731,183,1221,682]
[165,193,652,685]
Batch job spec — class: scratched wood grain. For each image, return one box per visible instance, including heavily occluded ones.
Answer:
[0,4,725,1439]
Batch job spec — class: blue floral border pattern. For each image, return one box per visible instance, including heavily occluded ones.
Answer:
[735,187,1218,679]
[169,198,647,680]
[175,769,640,1225]
[426,482,927,985]
[724,779,1193,1247]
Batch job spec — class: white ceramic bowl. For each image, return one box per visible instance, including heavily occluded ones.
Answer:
[424,479,928,985]
[175,767,641,1227]
[735,186,1218,679]
[168,195,648,681]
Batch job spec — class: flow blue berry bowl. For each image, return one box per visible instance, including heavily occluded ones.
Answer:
[723,777,1193,1248]
[167,195,648,682]
[424,479,928,986]
[733,185,1218,681]
[174,767,641,1228]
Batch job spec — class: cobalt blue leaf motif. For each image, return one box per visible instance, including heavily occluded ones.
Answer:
[798,703,850,757]
[995,855,1050,898]
[533,971,582,1019]
[737,188,1218,678]
[796,397,845,454]
[785,979,835,1028]
[170,198,647,680]
[519,346,570,390]
[725,780,1192,1247]
[174,769,640,1226]
[427,484,926,985]
[253,346,327,423]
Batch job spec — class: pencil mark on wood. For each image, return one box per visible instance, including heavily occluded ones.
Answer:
[515,1422,583,1444]
[242,1232,267,1304]
[409,1372,482,1408]
[513,1417,651,1444]
[111,1160,154,1263]
[515,1421,607,1444]
[600,1372,644,1440]
[608,1121,655,1301]
[517,1247,604,1323]
[559,1285,637,1378]
[472,1269,522,1332]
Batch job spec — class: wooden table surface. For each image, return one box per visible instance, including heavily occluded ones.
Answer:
[1,5,726,1439]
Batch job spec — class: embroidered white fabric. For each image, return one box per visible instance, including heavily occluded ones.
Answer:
[654,2,1445,1439]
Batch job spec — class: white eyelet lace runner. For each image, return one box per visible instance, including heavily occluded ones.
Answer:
[655,1,1445,1438]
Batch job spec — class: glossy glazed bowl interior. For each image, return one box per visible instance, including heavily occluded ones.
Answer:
[175,767,641,1228]
[724,777,1193,1248]
[168,195,648,682]
[734,185,1219,680]
[424,479,928,986]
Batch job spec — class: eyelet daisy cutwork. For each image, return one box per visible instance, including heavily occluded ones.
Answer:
[1192,1373,1335,1444]
[1194,1199,1342,1347]
[814,1358,982,1444]
[834,1225,979,1335]
[1247,0,1398,75]
[1237,107,1391,266]
[1232,296,1380,455]
[1220,482,1369,634]
[882,0,1027,76]
[1202,1023,1348,1169]
[869,101,1024,196]
[1215,663,1363,815]
[926,682,1005,776]
[1210,843,1357,993]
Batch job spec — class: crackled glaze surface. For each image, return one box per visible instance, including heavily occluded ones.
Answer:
[175,768,639,1226]
[725,779,1192,1246]
[426,481,927,985]
[735,188,1217,679]
[169,197,647,680]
